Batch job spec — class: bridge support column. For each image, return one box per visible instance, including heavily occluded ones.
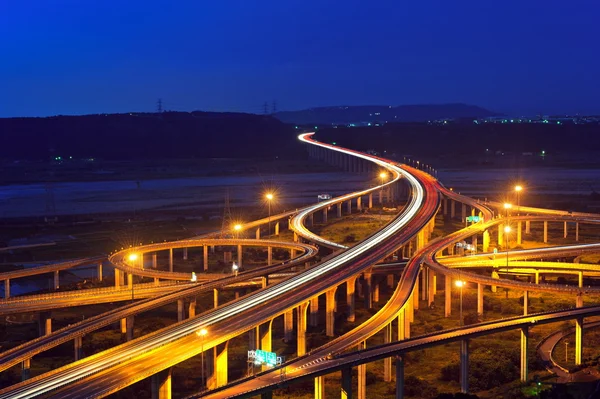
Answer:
[395,356,405,399]
[39,312,52,336]
[428,269,435,307]
[397,309,406,340]
[498,224,504,247]
[443,198,448,215]
[314,375,325,399]
[267,246,272,266]
[53,270,59,290]
[322,208,328,224]
[347,199,352,214]
[256,227,261,239]
[460,339,469,394]
[326,288,336,337]
[477,283,483,316]
[74,336,83,360]
[379,188,383,205]
[127,273,133,290]
[412,270,419,310]
[576,222,579,241]
[387,273,394,288]
[517,221,522,245]
[471,235,478,253]
[520,327,528,382]
[347,276,357,322]
[576,293,583,308]
[207,342,229,388]
[259,321,273,372]
[491,270,499,293]
[363,272,373,309]
[576,317,583,365]
[213,289,219,308]
[169,248,173,272]
[579,271,583,288]
[357,196,362,211]
[337,203,342,218]
[368,193,373,208]
[122,316,134,341]
[523,291,528,316]
[177,299,185,321]
[564,221,568,238]
[183,247,188,260]
[152,253,157,268]
[445,276,452,317]
[237,245,243,268]
[4,279,9,298]
[384,323,392,382]
[151,367,172,399]
[21,358,31,381]
[248,327,259,351]
[525,220,531,234]
[461,203,466,221]
[284,310,294,343]
[114,269,121,288]
[482,229,490,252]
[358,341,367,399]
[97,262,103,281]
[341,367,352,399]
[535,271,540,284]
[309,296,319,327]
[297,302,309,356]
[450,200,456,219]
[373,281,380,303]
[543,221,548,243]
[188,298,196,318]
[203,246,209,271]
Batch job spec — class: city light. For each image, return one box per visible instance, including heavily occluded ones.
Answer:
[503,203,512,209]
[196,328,208,337]
[265,193,274,201]
[515,185,523,192]
[455,280,465,288]
[233,224,242,232]
[379,172,388,179]
[128,253,138,262]
[504,225,512,234]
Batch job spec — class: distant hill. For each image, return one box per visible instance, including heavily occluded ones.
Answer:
[274,103,500,125]
[0,111,299,160]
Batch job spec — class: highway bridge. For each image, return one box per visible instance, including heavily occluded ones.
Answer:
[0,132,599,399]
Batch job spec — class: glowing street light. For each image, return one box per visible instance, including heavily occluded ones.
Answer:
[128,253,138,262]
[379,171,388,214]
[233,223,242,239]
[191,272,197,282]
[197,328,208,387]
[514,185,523,215]
[232,262,239,276]
[503,202,512,218]
[265,192,274,236]
[455,280,465,326]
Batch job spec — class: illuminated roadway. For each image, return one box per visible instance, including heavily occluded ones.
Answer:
[0,133,438,398]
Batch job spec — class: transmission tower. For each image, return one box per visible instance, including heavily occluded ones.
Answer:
[272,100,277,114]
[157,98,163,113]
[220,190,234,238]
[263,101,269,115]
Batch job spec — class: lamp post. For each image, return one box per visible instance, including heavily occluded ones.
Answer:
[514,185,523,215]
[265,193,274,236]
[455,280,465,326]
[504,225,511,276]
[379,172,388,222]
[197,328,208,387]
[503,202,512,218]
[233,224,242,239]
[127,253,138,301]
[565,340,569,363]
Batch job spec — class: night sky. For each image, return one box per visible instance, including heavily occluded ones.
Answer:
[2,0,599,117]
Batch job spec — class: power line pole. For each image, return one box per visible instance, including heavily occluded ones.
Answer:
[263,101,269,115]
[157,98,163,113]
[272,100,277,114]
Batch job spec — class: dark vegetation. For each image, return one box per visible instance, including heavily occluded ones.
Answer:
[0,111,300,160]
[275,103,498,124]
[314,123,600,168]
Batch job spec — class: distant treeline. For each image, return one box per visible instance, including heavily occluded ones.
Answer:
[314,123,600,160]
[0,111,300,160]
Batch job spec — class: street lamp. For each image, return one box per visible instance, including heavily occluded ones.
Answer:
[127,253,138,301]
[232,262,239,276]
[379,172,388,221]
[233,224,242,239]
[197,328,208,387]
[191,272,197,282]
[455,280,465,326]
[504,225,511,275]
[514,185,523,215]
[265,193,274,236]
[503,202,512,218]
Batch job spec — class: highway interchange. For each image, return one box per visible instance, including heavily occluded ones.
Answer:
[1,132,599,398]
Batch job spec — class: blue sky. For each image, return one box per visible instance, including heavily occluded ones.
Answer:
[1,0,599,117]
